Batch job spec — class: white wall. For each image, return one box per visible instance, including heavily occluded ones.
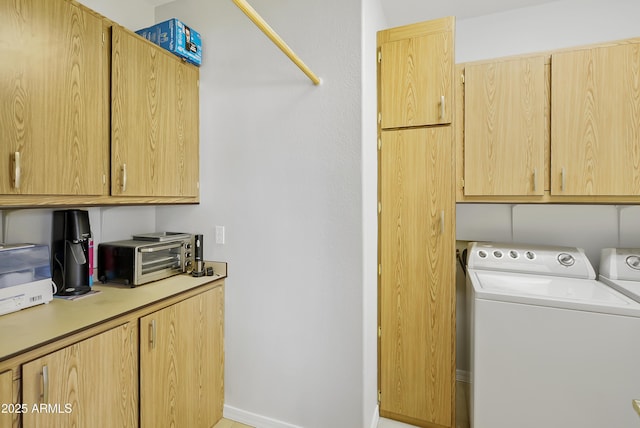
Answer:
[154,1,369,427]
[77,0,155,30]
[454,0,640,374]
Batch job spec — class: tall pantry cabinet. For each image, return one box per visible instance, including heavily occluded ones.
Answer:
[377,17,456,428]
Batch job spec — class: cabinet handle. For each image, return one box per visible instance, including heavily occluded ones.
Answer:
[121,163,127,193]
[561,167,566,192]
[149,320,156,349]
[13,151,21,189]
[439,95,445,119]
[533,168,537,192]
[41,365,49,403]
[440,210,445,234]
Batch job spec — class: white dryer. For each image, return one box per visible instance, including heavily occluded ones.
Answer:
[467,242,640,428]
[600,248,640,303]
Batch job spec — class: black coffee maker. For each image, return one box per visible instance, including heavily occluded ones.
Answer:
[52,210,92,296]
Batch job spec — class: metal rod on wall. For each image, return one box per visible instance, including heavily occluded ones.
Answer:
[231,0,322,86]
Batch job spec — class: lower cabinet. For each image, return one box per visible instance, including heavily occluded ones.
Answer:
[21,323,138,428]
[140,286,224,428]
[4,280,225,428]
[0,370,16,428]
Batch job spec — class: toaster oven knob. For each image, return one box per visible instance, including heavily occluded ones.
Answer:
[186,243,192,249]
[186,252,192,258]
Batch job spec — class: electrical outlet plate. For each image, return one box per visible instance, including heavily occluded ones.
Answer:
[215,226,225,244]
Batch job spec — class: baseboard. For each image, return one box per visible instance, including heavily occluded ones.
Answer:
[223,405,304,428]
[456,369,470,383]
[369,404,380,428]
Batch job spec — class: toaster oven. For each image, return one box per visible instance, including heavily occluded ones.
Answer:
[98,235,194,286]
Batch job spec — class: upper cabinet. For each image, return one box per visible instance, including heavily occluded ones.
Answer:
[458,37,640,202]
[551,42,640,196]
[0,0,108,196]
[111,25,200,198]
[463,56,546,196]
[378,17,454,129]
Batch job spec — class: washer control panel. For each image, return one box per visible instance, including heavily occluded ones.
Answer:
[467,242,596,279]
[600,248,640,280]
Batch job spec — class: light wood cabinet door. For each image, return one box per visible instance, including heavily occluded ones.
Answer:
[0,0,108,196]
[464,56,546,196]
[0,370,16,428]
[111,25,200,197]
[379,127,455,427]
[551,42,640,196]
[21,323,138,428]
[140,286,224,428]
[378,17,454,129]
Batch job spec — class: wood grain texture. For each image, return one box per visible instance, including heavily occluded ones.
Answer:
[0,370,13,428]
[464,56,545,196]
[0,0,107,196]
[552,42,640,196]
[379,127,455,428]
[111,25,199,197]
[140,286,224,428]
[21,323,138,428]
[379,17,454,129]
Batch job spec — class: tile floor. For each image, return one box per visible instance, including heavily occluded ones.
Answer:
[215,381,470,428]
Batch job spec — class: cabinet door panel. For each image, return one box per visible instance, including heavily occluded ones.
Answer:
[552,43,640,195]
[0,370,14,428]
[0,0,107,195]
[464,56,546,196]
[111,26,199,197]
[22,323,137,428]
[379,127,455,427]
[379,18,454,129]
[140,286,224,428]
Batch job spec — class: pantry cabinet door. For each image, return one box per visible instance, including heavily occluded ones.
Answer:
[111,25,200,197]
[379,127,455,427]
[140,286,224,428]
[378,17,454,129]
[551,42,640,196]
[464,56,546,196]
[0,0,108,196]
[22,323,137,428]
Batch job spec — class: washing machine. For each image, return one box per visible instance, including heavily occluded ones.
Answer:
[467,242,640,428]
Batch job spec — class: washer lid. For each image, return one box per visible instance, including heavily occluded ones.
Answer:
[470,270,640,316]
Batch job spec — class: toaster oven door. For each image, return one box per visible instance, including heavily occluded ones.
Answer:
[136,241,185,284]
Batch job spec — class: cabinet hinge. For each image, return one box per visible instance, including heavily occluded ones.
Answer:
[102,174,106,185]
[377,50,382,63]
[461,73,465,84]
[377,112,381,125]
[378,202,381,214]
[102,32,105,45]
[378,264,381,276]
[378,390,381,403]
[378,326,381,338]
[460,178,465,189]
[377,137,381,151]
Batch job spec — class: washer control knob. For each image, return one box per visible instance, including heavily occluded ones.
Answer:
[478,250,488,259]
[493,250,503,259]
[509,250,519,259]
[626,255,640,270]
[558,253,575,267]
[525,251,536,260]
